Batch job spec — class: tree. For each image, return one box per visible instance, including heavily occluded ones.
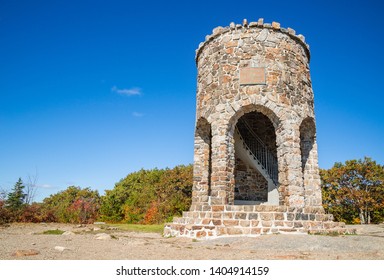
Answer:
[321,157,384,224]
[6,178,27,211]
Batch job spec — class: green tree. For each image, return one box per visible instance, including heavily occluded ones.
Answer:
[6,178,27,211]
[321,157,384,224]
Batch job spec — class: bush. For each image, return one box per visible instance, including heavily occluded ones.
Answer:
[42,186,101,224]
[100,165,193,224]
[0,200,12,225]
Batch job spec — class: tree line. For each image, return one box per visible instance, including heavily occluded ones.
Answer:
[1,158,383,225]
[0,165,193,225]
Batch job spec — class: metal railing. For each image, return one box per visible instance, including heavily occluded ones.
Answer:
[236,119,278,185]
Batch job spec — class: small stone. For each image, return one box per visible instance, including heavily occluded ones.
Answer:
[93,222,106,225]
[272,21,280,29]
[242,19,248,27]
[95,233,112,240]
[212,26,225,35]
[287,27,296,35]
[12,249,40,257]
[229,22,235,29]
[62,231,75,236]
[297,34,305,42]
[249,22,258,27]
[93,227,101,231]
[54,246,67,252]
[258,18,264,26]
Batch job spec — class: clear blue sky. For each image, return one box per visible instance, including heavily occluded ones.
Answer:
[1,0,383,202]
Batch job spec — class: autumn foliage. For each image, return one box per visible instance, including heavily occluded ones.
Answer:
[320,157,384,224]
[2,160,383,226]
[99,165,193,224]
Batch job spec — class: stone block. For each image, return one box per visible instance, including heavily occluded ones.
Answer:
[223,212,233,219]
[239,220,251,227]
[196,231,207,238]
[272,22,280,29]
[227,227,243,235]
[212,219,222,226]
[271,228,279,234]
[260,213,273,220]
[274,221,284,227]
[248,213,259,220]
[244,205,254,211]
[212,205,225,212]
[274,213,285,220]
[250,228,261,235]
[223,220,239,226]
[262,221,272,227]
[251,220,260,227]
[213,213,222,219]
[202,219,211,225]
[261,227,271,234]
[216,227,227,236]
[235,212,247,219]
[293,222,303,228]
[287,213,295,221]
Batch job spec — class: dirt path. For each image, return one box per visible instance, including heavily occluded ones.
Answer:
[1,223,383,260]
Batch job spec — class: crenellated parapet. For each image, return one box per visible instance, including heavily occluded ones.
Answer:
[196,18,310,64]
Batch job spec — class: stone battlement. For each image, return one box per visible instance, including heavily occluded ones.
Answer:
[196,18,310,63]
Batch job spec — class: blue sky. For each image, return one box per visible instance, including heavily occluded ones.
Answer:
[1,0,383,202]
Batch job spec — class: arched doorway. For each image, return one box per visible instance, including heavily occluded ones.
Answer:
[233,111,279,205]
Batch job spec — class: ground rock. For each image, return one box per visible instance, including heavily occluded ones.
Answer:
[54,246,67,252]
[62,231,75,236]
[95,233,112,240]
[12,249,40,257]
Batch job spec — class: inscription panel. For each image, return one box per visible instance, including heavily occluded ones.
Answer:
[239,67,266,85]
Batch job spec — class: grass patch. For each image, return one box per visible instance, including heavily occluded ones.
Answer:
[42,229,65,235]
[106,223,165,234]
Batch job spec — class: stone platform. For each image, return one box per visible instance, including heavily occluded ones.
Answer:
[164,205,355,239]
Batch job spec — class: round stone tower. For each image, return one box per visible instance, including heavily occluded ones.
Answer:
[193,18,321,208]
[165,19,352,238]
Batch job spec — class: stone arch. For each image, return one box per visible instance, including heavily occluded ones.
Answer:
[226,104,282,205]
[299,117,321,206]
[228,103,281,134]
[192,117,212,206]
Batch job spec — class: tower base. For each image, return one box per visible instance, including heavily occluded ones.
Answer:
[164,205,355,239]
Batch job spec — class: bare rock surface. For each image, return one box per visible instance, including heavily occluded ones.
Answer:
[0,223,383,260]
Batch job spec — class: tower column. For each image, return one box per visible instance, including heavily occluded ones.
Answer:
[276,119,305,207]
[209,123,230,205]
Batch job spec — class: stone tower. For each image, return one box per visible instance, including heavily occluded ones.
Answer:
[164,19,351,238]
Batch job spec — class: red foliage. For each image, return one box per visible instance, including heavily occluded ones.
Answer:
[143,201,161,224]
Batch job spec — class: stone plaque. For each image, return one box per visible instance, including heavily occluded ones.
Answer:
[239,67,266,85]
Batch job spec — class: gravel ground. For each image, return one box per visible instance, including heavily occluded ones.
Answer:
[1,223,383,260]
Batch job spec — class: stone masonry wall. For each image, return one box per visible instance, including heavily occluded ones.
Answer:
[234,157,268,201]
